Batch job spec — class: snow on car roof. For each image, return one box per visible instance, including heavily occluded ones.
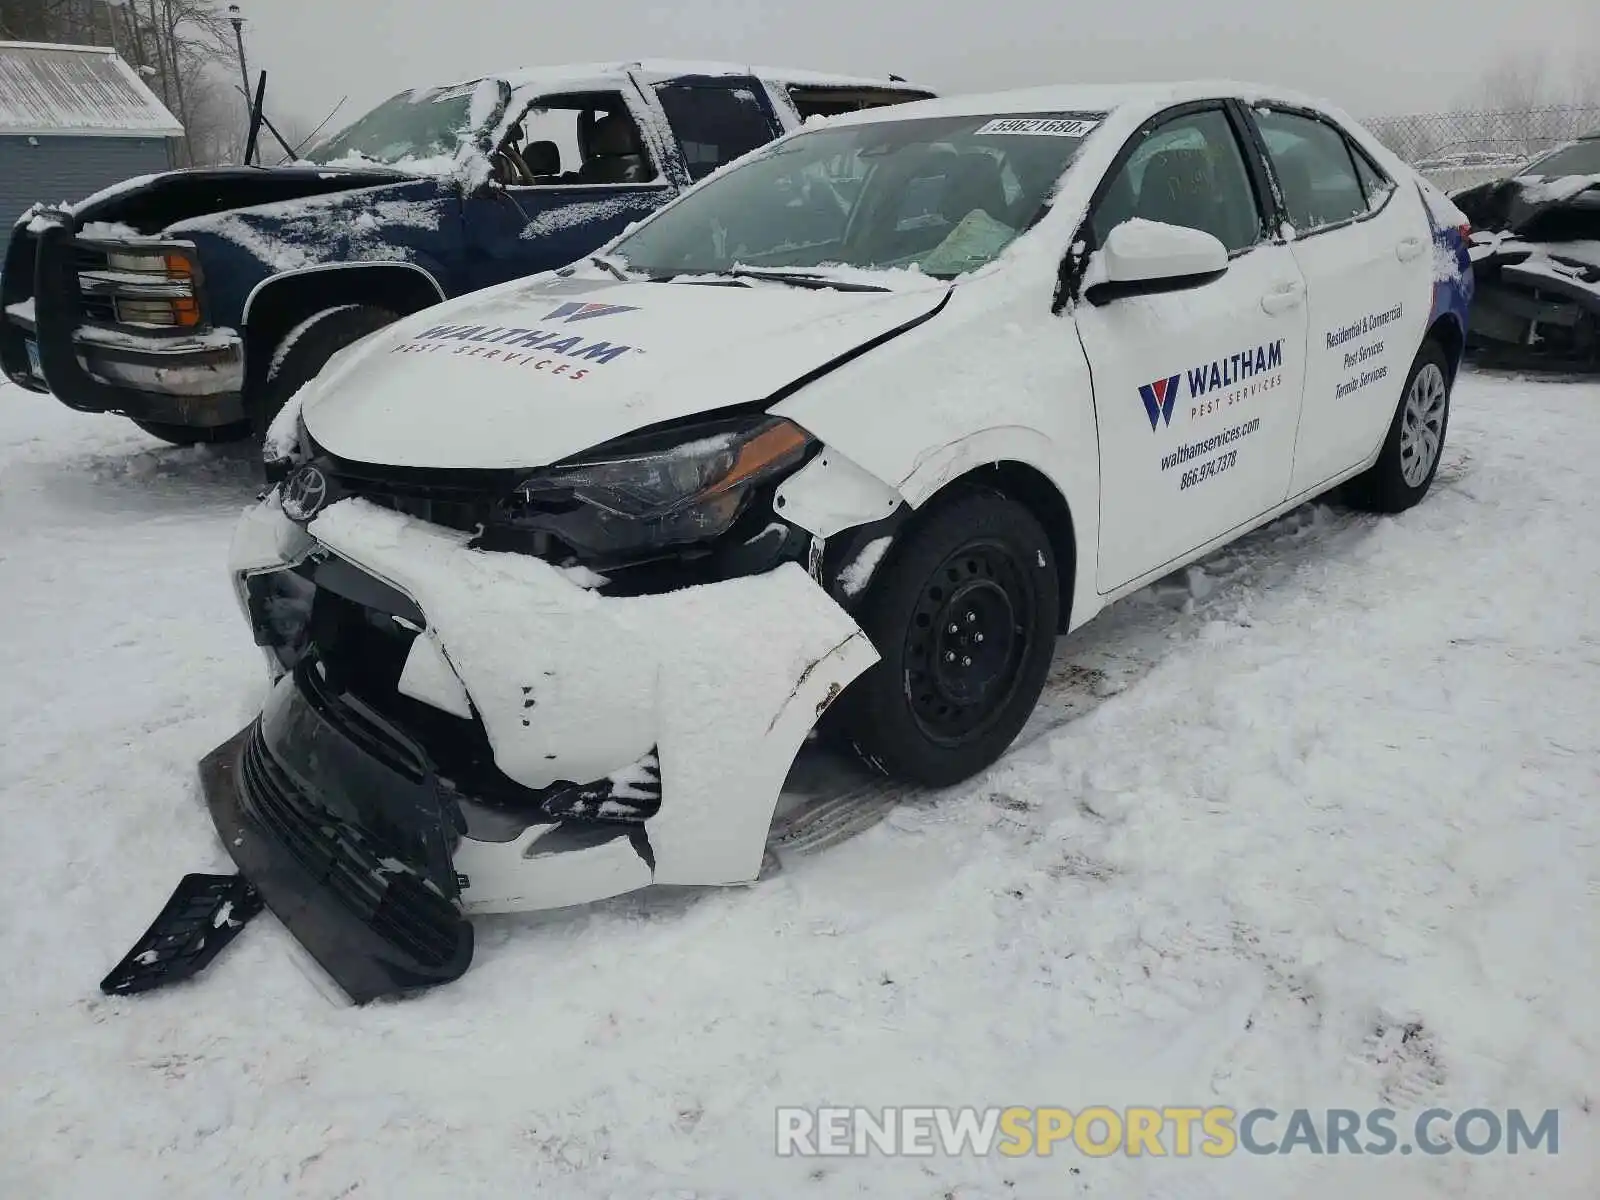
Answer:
[0,40,183,138]
[817,79,1339,127]
[447,59,930,96]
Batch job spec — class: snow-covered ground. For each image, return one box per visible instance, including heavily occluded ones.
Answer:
[0,374,1596,1197]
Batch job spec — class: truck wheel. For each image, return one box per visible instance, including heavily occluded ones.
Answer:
[1344,339,1452,514]
[131,418,251,445]
[253,305,397,440]
[830,488,1060,787]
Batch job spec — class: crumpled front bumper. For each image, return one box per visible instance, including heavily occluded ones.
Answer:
[220,495,879,996]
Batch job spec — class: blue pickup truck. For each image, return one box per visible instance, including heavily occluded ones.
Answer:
[0,61,931,443]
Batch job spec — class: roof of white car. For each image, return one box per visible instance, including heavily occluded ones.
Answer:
[820,79,1335,127]
[457,60,933,96]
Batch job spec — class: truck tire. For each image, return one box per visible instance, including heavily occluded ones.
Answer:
[131,418,252,445]
[1343,338,1452,513]
[829,487,1060,787]
[253,305,397,441]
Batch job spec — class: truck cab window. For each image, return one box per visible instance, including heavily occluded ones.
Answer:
[653,80,782,181]
[494,95,657,186]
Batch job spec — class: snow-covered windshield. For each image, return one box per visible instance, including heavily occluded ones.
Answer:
[305,84,486,167]
[610,112,1102,281]
[1525,139,1600,179]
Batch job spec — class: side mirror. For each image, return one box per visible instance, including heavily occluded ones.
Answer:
[1083,220,1229,306]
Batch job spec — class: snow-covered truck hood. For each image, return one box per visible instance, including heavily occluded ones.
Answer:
[299,276,951,469]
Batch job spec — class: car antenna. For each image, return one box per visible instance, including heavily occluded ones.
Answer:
[288,97,348,160]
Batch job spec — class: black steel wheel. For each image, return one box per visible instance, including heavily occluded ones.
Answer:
[830,487,1061,786]
[905,541,1035,745]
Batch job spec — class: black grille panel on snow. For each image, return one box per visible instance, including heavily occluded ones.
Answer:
[238,727,462,969]
[299,654,427,782]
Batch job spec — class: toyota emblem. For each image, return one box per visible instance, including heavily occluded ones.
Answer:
[281,463,330,522]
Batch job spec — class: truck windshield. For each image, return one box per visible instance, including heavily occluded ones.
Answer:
[1525,139,1600,179]
[610,112,1102,280]
[305,86,478,167]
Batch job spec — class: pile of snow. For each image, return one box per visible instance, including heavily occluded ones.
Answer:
[0,372,1596,1195]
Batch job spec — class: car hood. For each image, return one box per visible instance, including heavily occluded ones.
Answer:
[300,276,951,469]
[1454,173,1600,244]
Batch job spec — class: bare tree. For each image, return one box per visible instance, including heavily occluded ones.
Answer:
[2,0,249,165]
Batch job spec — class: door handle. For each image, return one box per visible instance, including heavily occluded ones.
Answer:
[1396,236,1426,262]
[1260,281,1304,315]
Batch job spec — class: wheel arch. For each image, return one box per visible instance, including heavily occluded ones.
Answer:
[883,459,1078,634]
[946,461,1077,632]
[1426,311,1466,382]
[241,262,446,393]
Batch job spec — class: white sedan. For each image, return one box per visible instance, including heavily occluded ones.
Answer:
[209,81,1474,998]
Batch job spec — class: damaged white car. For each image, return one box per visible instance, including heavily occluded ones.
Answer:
[107,83,1474,1002]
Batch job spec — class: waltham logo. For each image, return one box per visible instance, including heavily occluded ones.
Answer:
[545,302,638,323]
[1138,375,1182,430]
[401,321,637,372]
[1137,339,1285,432]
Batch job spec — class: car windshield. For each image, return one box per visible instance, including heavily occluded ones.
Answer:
[305,85,484,167]
[1525,138,1600,179]
[609,112,1102,281]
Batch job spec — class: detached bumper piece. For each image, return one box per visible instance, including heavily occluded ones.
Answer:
[202,668,475,1004]
[100,874,264,996]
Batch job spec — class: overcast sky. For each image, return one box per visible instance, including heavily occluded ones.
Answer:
[242,0,1600,131]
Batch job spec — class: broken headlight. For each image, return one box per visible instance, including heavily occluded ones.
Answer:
[499,416,812,559]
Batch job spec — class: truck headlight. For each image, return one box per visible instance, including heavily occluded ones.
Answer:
[500,416,812,558]
[85,248,200,327]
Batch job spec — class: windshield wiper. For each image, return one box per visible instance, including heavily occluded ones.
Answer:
[591,255,629,282]
[723,267,890,292]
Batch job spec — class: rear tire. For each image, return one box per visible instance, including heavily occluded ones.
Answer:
[131,418,251,445]
[830,488,1060,787]
[1344,339,1452,513]
[252,305,397,441]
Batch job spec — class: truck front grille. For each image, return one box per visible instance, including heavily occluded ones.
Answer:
[72,245,116,323]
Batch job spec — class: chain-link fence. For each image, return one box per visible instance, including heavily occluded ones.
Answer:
[1365,106,1600,192]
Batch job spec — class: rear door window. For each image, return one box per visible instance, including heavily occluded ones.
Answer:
[654,78,783,181]
[1350,145,1396,212]
[1253,109,1371,233]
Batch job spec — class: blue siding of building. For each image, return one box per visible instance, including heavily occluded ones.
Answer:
[0,135,173,263]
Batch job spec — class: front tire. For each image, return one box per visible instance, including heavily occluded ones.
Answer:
[252,305,397,441]
[1344,339,1452,513]
[831,488,1060,787]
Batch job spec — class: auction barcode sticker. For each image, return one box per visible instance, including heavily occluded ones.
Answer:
[974,117,1099,137]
